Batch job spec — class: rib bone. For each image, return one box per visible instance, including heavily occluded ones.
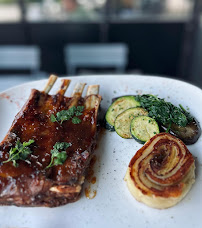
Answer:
[69,83,86,108]
[85,85,101,111]
[43,75,58,94]
[57,79,71,96]
[86,85,99,96]
[50,185,81,194]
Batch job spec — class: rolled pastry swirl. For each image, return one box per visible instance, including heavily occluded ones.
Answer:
[125,133,195,209]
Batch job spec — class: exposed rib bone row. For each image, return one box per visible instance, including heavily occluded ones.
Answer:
[43,75,100,98]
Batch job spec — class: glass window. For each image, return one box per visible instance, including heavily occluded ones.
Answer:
[25,0,106,22]
[110,0,194,21]
[0,0,21,22]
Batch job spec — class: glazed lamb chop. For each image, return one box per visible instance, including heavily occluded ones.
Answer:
[0,75,101,207]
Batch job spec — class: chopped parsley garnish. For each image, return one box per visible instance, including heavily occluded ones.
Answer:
[72,116,81,124]
[3,139,34,167]
[50,106,84,124]
[46,142,71,169]
[135,95,193,128]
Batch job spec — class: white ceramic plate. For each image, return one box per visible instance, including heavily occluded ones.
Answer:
[0,75,202,228]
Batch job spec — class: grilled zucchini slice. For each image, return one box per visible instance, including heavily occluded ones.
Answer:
[105,96,140,131]
[130,116,159,143]
[114,107,148,138]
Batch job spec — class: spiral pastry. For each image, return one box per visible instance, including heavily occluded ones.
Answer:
[125,133,195,209]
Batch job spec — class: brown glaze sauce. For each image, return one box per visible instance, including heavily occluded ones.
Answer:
[91,176,96,184]
[84,155,98,199]
[0,89,97,191]
[86,155,97,183]
[85,186,97,199]
[0,93,10,100]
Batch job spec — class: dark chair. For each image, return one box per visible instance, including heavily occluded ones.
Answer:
[0,45,41,74]
[64,44,128,75]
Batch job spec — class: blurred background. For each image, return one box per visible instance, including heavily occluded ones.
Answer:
[0,0,201,91]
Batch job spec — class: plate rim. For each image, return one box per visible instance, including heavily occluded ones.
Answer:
[0,74,202,95]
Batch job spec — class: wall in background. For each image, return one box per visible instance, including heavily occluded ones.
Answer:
[0,22,185,78]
